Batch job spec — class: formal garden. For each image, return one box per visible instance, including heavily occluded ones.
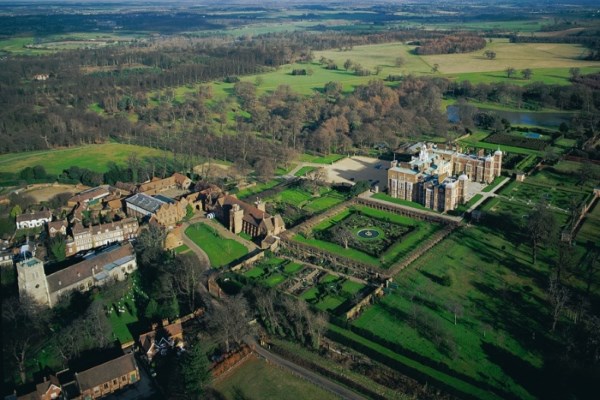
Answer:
[294,205,443,269]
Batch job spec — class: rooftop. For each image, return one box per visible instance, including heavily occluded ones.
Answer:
[125,193,165,214]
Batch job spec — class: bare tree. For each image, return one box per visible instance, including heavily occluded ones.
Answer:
[526,200,557,264]
[548,277,570,332]
[211,294,250,352]
[174,253,209,311]
[2,295,48,384]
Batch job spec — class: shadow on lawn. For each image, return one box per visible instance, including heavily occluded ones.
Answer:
[482,342,552,399]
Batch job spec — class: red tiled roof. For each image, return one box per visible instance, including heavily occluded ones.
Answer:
[75,353,137,391]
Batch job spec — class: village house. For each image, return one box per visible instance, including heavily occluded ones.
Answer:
[16,352,141,400]
[138,320,185,362]
[66,217,139,256]
[70,353,140,399]
[16,210,52,230]
[15,375,62,400]
[47,220,68,238]
[67,186,112,208]
[17,243,137,308]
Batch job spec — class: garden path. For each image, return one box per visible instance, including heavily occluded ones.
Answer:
[467,177,511,212]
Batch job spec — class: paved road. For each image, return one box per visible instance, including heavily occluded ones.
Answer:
[245,337,366,400]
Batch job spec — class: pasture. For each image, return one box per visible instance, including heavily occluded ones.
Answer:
[420,39,600,75]
[0,143,169,175]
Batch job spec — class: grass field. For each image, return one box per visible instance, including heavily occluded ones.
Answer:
[422,39,600,75]
[352,224,546,400]
[0,143,169,175]
[185,223,248,268]
[450,66,600,86]
[212,356,338,400]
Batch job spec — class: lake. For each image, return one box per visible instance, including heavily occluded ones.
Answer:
[447,105,573,128]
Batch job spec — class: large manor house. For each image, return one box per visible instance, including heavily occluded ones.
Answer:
[387,143,502,212]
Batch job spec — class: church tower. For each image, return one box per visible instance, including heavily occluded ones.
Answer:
[229,204,244,235]
[17,257,50,306]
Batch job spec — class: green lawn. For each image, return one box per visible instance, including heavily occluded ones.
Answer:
[212,356,338,400]
[185,224,248,268]
[371,193,434,211]
[482,176,507,193]
[173,244,190,254]
[341,280,366,296]
[244,266,265,279]
[294,166,316,177]
[576,201,600,245]
[352,225,544,400]
[283,262,304,274]
[107,296,139,344]
[299,153,346,164]
[449,66,600,86]
[315,295,346,312]
[237,179,282,199]
[0,143,169,175]
[264,274,287,287]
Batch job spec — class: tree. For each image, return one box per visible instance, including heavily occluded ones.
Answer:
[506,67,516,78]
[332,225,353,249]
[375,65,383,75]
[395,56,406,67]
[180,340,211,399]
[431,63,439,73]
[569,67,581,81]
[343,59,353,71]
[211,294,250,352]
[10,204,22,218]
[555,242,576,285]
[521,68,533,80]
[577,161,598,187]
[173,253,208,311]
[49,236,66,262]
[135,224,167,266]
[254,157,276,182]
[526,200,557,264]
[548,276,569,332]
[2,295,49,384]
[483,50,497,60]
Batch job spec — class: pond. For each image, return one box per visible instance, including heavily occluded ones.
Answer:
[356,228,381,239]
[447,105,573,128]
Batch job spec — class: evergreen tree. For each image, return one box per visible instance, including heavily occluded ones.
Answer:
[180,340,211,399]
